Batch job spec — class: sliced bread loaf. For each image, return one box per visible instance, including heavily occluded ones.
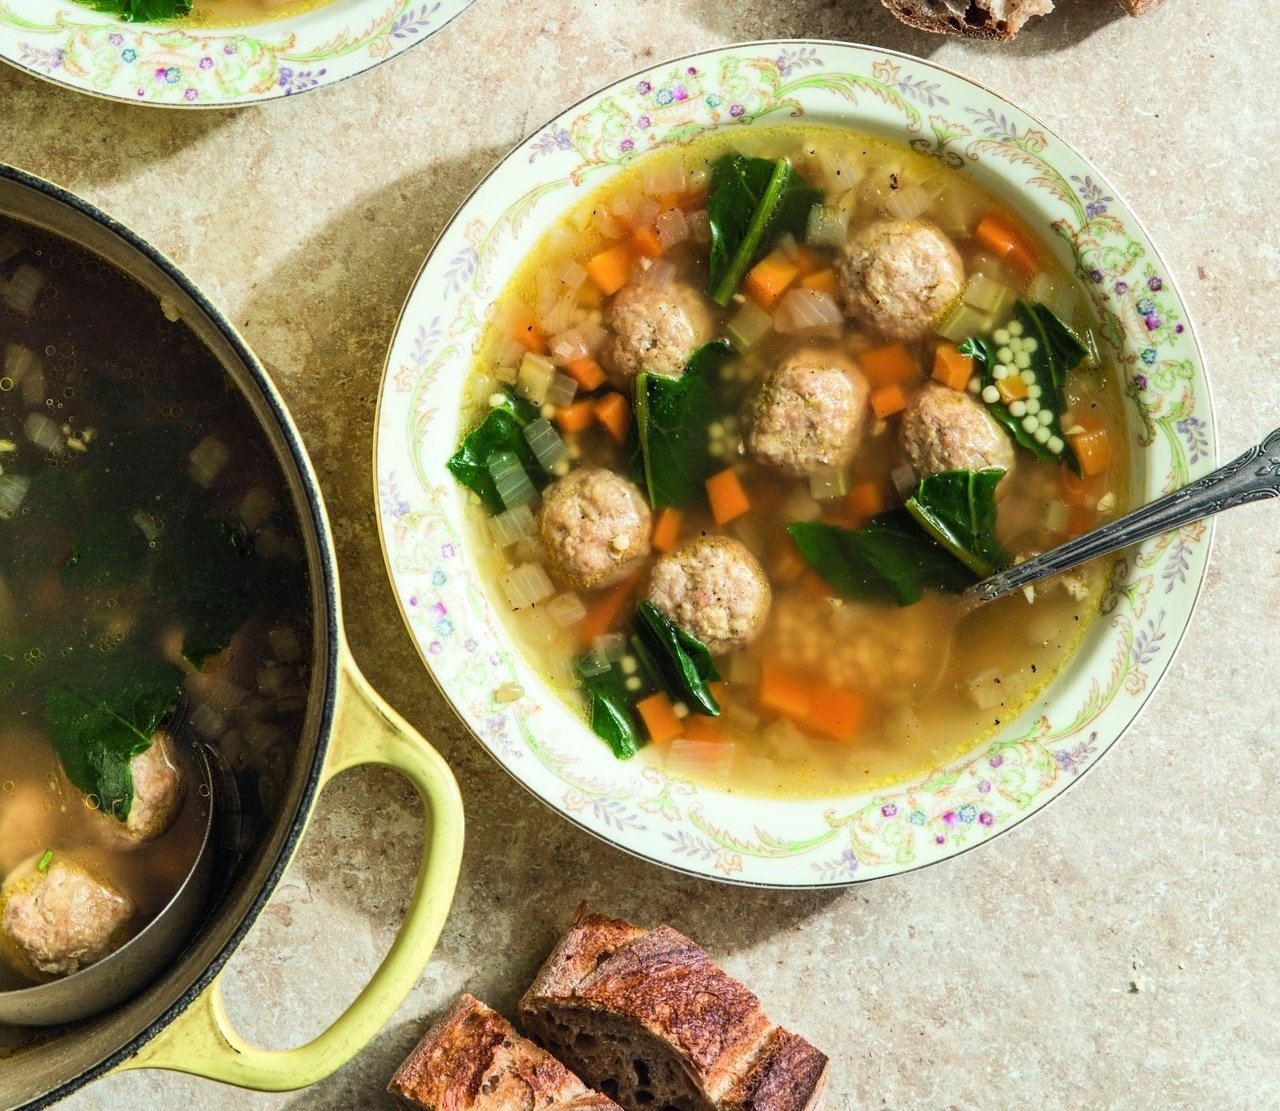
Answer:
[881,0,1055,40]
[388,993,621,1110]
[519,906,829,1111]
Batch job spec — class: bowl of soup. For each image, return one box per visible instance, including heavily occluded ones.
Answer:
[0,163,463,1107]
[0,0,474,106]
[375,40,1214,887]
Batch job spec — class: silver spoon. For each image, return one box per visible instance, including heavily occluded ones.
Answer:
[968,427,1280,603]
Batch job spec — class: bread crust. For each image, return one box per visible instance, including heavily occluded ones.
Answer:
[388,993,620,1111]
[880,0,1054,40]
[1114,0,1164,13]
[520,906,829,1111]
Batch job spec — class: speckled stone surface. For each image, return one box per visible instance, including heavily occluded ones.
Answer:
[3,1,1279,1106]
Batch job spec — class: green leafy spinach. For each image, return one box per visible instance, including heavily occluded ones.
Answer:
[633,368,719,510]
[576,656,651,760]
[447,393,547,514]
[905,469,1009,577]
[633,601,721,717]
[87,0,192,23]
[707,154,821,305]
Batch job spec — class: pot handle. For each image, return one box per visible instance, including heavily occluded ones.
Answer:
[117,648,465,1090]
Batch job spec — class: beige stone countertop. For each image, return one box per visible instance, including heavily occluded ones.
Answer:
[3,0,1279,1106]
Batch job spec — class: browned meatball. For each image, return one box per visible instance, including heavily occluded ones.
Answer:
[600,280,714,388]
[538,468,652,590]
[2,855,135,977]
[646,536,771,655]
[745,348,870,476]
[837,220,964,339]
[96,731,184,844]
[900,382,1016,477]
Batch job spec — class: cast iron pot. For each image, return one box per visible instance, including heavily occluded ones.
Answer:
[0,162,465,1110]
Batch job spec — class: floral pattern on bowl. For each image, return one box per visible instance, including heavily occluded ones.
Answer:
[375,42,1215,887]
[0,0,473,106]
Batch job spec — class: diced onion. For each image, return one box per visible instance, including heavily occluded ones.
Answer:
[776,232,800,261]
[808,465,850,501]
[544,373,578,409]
[517,352,556,405]
[936,301,995,344]
[805,203,849,249]
[494,364,519,386]
[239,488,277,531]
[2,265,44,315]
[774,288,842,337]
[24,412,61,453]
[592,207,626,240]
[132,511,161,544]
[809,147,866,193]
[546,591,588,628]
[489,503,536,547]
[666,740,737,780]
[558,260,588,292]
[487,451,537,509]
[963,274,1017,316]
[550,328,590,366]
[642,159,687,197]
[490,331,527,370]
[726,701,761,734]
[891,463,919,501]
[189,435,230,486]
[882,182,935,222]
[4,345,37,384]
[523,418,569,470]
[0,474,31,519]
[0,229,22,265]
[1044,501,1072,536]
[577,648,611,678]
[500,562,555,610]
[782,487,822,523]
[577,320,606,352]
[967,667,1004,710]
[726,300,774,352]
[655,207,689,252]
[1027,272,1079,322]
[538,292,578,336]
[686,210,710,244]
[592,632,626,660]
[631,196,659,230]
[636,257,677,289]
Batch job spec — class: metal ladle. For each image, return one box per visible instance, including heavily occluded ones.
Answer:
[969,428,1280,602]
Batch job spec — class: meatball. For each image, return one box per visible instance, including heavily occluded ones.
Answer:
[538,468,652,590]
[900,382,1016,477]
[836,220,964,339]
[600,280,714,388]
[646,536,771,656]
[97,730,184,844]
[2,855,135,977]
[746,348,870,475]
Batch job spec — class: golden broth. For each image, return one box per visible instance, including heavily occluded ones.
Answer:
[461,125,1127,799]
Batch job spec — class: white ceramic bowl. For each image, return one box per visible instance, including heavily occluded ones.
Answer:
[375,40,1214,887]
[0,0,473,106]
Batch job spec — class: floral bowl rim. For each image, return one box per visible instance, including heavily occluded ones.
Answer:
[374,39,1215,888]
[0,0,474,107]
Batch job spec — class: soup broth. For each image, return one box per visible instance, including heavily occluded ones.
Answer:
[0,218,311,1003]
[454,125,1128,799]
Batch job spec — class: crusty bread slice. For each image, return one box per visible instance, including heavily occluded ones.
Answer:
[388,993,621,1110]
[881,0,1054,40]
[519,906,829,1111]
[1114,0,1165,13]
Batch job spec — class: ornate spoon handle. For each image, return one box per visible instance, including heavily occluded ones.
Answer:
[969,427,1280,603]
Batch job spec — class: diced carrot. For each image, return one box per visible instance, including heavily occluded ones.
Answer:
[758,662,814,721]
[636,692,684,744]
[629,225,664,259]
[870,383,909,420]
[651,507,684,553]
[799,268,840,298]
[932,345,974,391]
[565,356,607,392]
[858,343,918,387]
[576,576,638,646]
[553,400,596,435]
[592,392,631,445]
[512,310,548,355]
[1069,427,1112,477]
[705,468,751,525]
[996,375,1029,403]
[744,248,800,310]
[804,685,867,743]
[683,714,725,743]
[789,246,821,277]
[585,244,634,296]
[1061,467,1106,509]
[974,214,1038,277]
[847,481,886,520]
[577,281,604,310]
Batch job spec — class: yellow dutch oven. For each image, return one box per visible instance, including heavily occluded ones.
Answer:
[0,163,465,1108]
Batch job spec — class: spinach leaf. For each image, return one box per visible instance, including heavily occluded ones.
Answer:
[634,370,719,509]
[87,0,192,22]
[686,339,734,381]
[788,512,975,607]
[60,510,149,590]
[707,154,821,305]
[633,601,721,717]
[447,394,547,514]
[905,470,1009,577]
[576,657,648,760]
[45,646,183,821]
[959,300,1086,473]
